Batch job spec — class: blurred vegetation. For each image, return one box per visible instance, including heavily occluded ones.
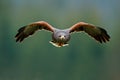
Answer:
[0,0,120,80]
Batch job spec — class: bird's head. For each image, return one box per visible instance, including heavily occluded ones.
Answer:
[52,30,70,43]
[50,31,70,47]
[58,35,66,40]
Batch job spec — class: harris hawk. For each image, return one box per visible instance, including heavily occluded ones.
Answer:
[15,21,110,47]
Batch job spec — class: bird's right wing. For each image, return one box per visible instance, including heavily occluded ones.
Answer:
[69,22,110,43]
[15,21,55,42]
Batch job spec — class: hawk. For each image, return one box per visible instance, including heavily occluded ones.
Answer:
[15,21,110,47]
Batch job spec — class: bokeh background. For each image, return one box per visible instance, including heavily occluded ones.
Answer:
[0,0,120,80]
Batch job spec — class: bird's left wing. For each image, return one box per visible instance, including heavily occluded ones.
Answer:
[69,22,110,43]
[15,21,55,42]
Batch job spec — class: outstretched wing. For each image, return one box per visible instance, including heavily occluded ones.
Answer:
[69,22,110,43]
[15,21,55,42]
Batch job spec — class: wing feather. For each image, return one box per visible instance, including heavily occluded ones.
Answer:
[15,21,55,42]
[69,22,110,43]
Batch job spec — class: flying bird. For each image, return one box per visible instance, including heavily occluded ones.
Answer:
[15,21,110,47]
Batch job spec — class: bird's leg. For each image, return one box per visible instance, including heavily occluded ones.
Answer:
[49,41,69,47]
[49,41,60,47]
[62,43,69,47]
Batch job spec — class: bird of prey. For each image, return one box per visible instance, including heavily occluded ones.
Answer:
[15,21,110,47]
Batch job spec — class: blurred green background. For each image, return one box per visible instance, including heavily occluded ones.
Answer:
[0,0,120,80]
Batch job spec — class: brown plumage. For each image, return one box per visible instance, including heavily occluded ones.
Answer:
[15,21,110,47]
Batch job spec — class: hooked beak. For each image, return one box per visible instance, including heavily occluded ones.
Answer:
[60,35,65,40]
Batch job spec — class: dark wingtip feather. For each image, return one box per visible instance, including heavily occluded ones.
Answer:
[15,32,28,42]
[97,27,110,43]
[15,33,20,38]
[98,27,110,37]
[15,26,26,37]
[15,26,27,42]
[94,36,102,43]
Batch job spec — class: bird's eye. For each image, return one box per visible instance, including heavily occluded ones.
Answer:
[59,35,61,37]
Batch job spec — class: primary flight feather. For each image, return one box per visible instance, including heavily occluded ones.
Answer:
[15,21,110,47]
